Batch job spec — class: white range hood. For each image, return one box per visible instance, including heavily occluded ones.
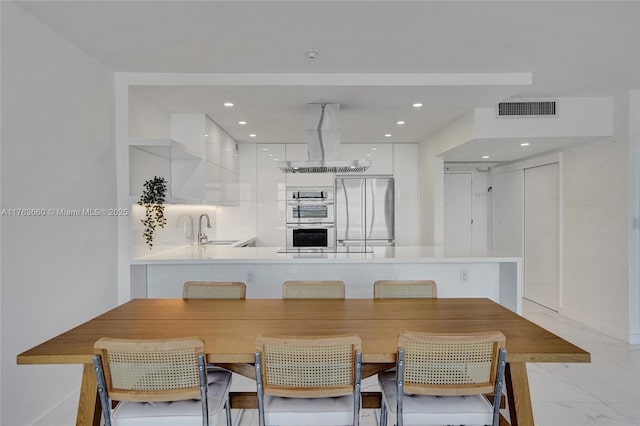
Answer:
[278,103,371,173]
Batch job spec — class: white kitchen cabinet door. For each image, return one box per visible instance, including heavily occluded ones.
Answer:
[129,144,171,198]
[221,167,239,205]
[341,144,393,175]
[171,113,207,157]
[206,118,223,166]
[164,113,239,205]
[221,132,239,174]
[256,144,286,247]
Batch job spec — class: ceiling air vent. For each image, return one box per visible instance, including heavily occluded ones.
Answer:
[497,99,557,117]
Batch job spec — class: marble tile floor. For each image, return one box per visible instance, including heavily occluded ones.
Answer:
[222,299,640,426]
[521,299,640,426]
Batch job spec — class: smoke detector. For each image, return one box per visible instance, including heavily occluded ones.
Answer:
[305,49,319,59]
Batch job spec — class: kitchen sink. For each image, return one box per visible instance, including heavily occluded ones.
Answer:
[200,240,239,246]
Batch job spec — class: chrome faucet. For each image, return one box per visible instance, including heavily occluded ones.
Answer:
[198,213,211,244]
[177,215,194,243]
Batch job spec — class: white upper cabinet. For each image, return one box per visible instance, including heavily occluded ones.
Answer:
[256,144,286,247]
[169,113,239,205]
[171,114,207,157]
[128,138,199,201]
[341,144,393,175]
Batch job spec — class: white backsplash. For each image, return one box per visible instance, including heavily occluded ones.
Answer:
[131,204,219,257]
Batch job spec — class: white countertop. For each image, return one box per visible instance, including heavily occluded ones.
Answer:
[132,245,520,264]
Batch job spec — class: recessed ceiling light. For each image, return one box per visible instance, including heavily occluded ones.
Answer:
[238,121,247,125]
[482,155,490,159]
[268,154,273,157]
[223,102,234,107]
[396,120,405,125]
[384,134,392,138]
[520,142,530,147]
[204,133,208,137]
[412,103,423,108]
[262,147,269,151]
[249,133,257,138]
[371,147,377,151]
[366,153,372,157]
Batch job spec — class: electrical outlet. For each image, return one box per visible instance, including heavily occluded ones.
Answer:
[247,271,255,284]
[460,270,469,284]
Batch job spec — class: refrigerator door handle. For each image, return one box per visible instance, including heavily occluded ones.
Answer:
[361,179,367,239]
[367,179,375,239]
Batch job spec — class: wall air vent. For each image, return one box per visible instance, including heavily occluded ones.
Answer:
[497,99,557,117]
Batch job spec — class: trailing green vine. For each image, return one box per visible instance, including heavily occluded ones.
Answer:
[138,176,167,249]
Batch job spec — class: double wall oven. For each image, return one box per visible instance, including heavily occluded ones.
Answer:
[285,187,335,250]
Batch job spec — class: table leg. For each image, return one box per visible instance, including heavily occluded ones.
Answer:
[76,363,101,426]
[505,362,534,426]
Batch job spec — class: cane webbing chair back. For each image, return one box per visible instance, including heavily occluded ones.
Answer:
[183,281,246,299]
[374,280,437,299]
[282,280,345,299]
[398,330,506,396]
[255,334,361,398]
[93,337,205,402]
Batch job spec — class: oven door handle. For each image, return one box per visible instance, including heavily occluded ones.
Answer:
[287,201,334,205]
[287,224,335,229]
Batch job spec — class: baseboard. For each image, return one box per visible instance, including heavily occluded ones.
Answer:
[31,390,78,426]
[559,307,629,343]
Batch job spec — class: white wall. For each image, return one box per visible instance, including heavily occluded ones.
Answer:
[128,89,171,138]
[1,3,117,425]
[419,112,475,245]
[491,130,630,340]
[560,97,629,340]
[422,98,614,249]
[629,90,640,344]
[394,143,419,245]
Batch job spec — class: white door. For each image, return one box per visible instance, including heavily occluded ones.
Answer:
[524,163,559,310]
[444,173,472,251]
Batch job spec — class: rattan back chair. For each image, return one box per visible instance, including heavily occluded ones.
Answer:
[282,280,345,299]
[93,337,232,426]
[254,334,362,426]
[378,330,507,426]
[183,281,246,299]
[373,280,437,298]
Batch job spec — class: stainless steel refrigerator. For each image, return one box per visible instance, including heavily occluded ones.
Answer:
[335,177,394,249]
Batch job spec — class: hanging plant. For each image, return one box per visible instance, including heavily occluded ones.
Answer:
[138,176,168,249]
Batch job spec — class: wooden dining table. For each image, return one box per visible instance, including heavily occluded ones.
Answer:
[17,297,589,426]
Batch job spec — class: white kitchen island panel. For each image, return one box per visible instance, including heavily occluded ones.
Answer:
[138,251,519,312]
[146,264,214,298]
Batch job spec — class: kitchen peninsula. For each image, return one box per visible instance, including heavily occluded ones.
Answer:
[131,245,522,313]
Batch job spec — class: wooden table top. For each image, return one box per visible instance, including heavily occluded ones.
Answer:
[17,298,590,365]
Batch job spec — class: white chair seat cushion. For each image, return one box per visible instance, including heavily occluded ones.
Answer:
[111,370,232,426]
[263,394,358,426]
[378,371,494,425]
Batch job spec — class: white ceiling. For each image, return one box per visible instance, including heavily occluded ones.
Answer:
[13,0,640,165]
